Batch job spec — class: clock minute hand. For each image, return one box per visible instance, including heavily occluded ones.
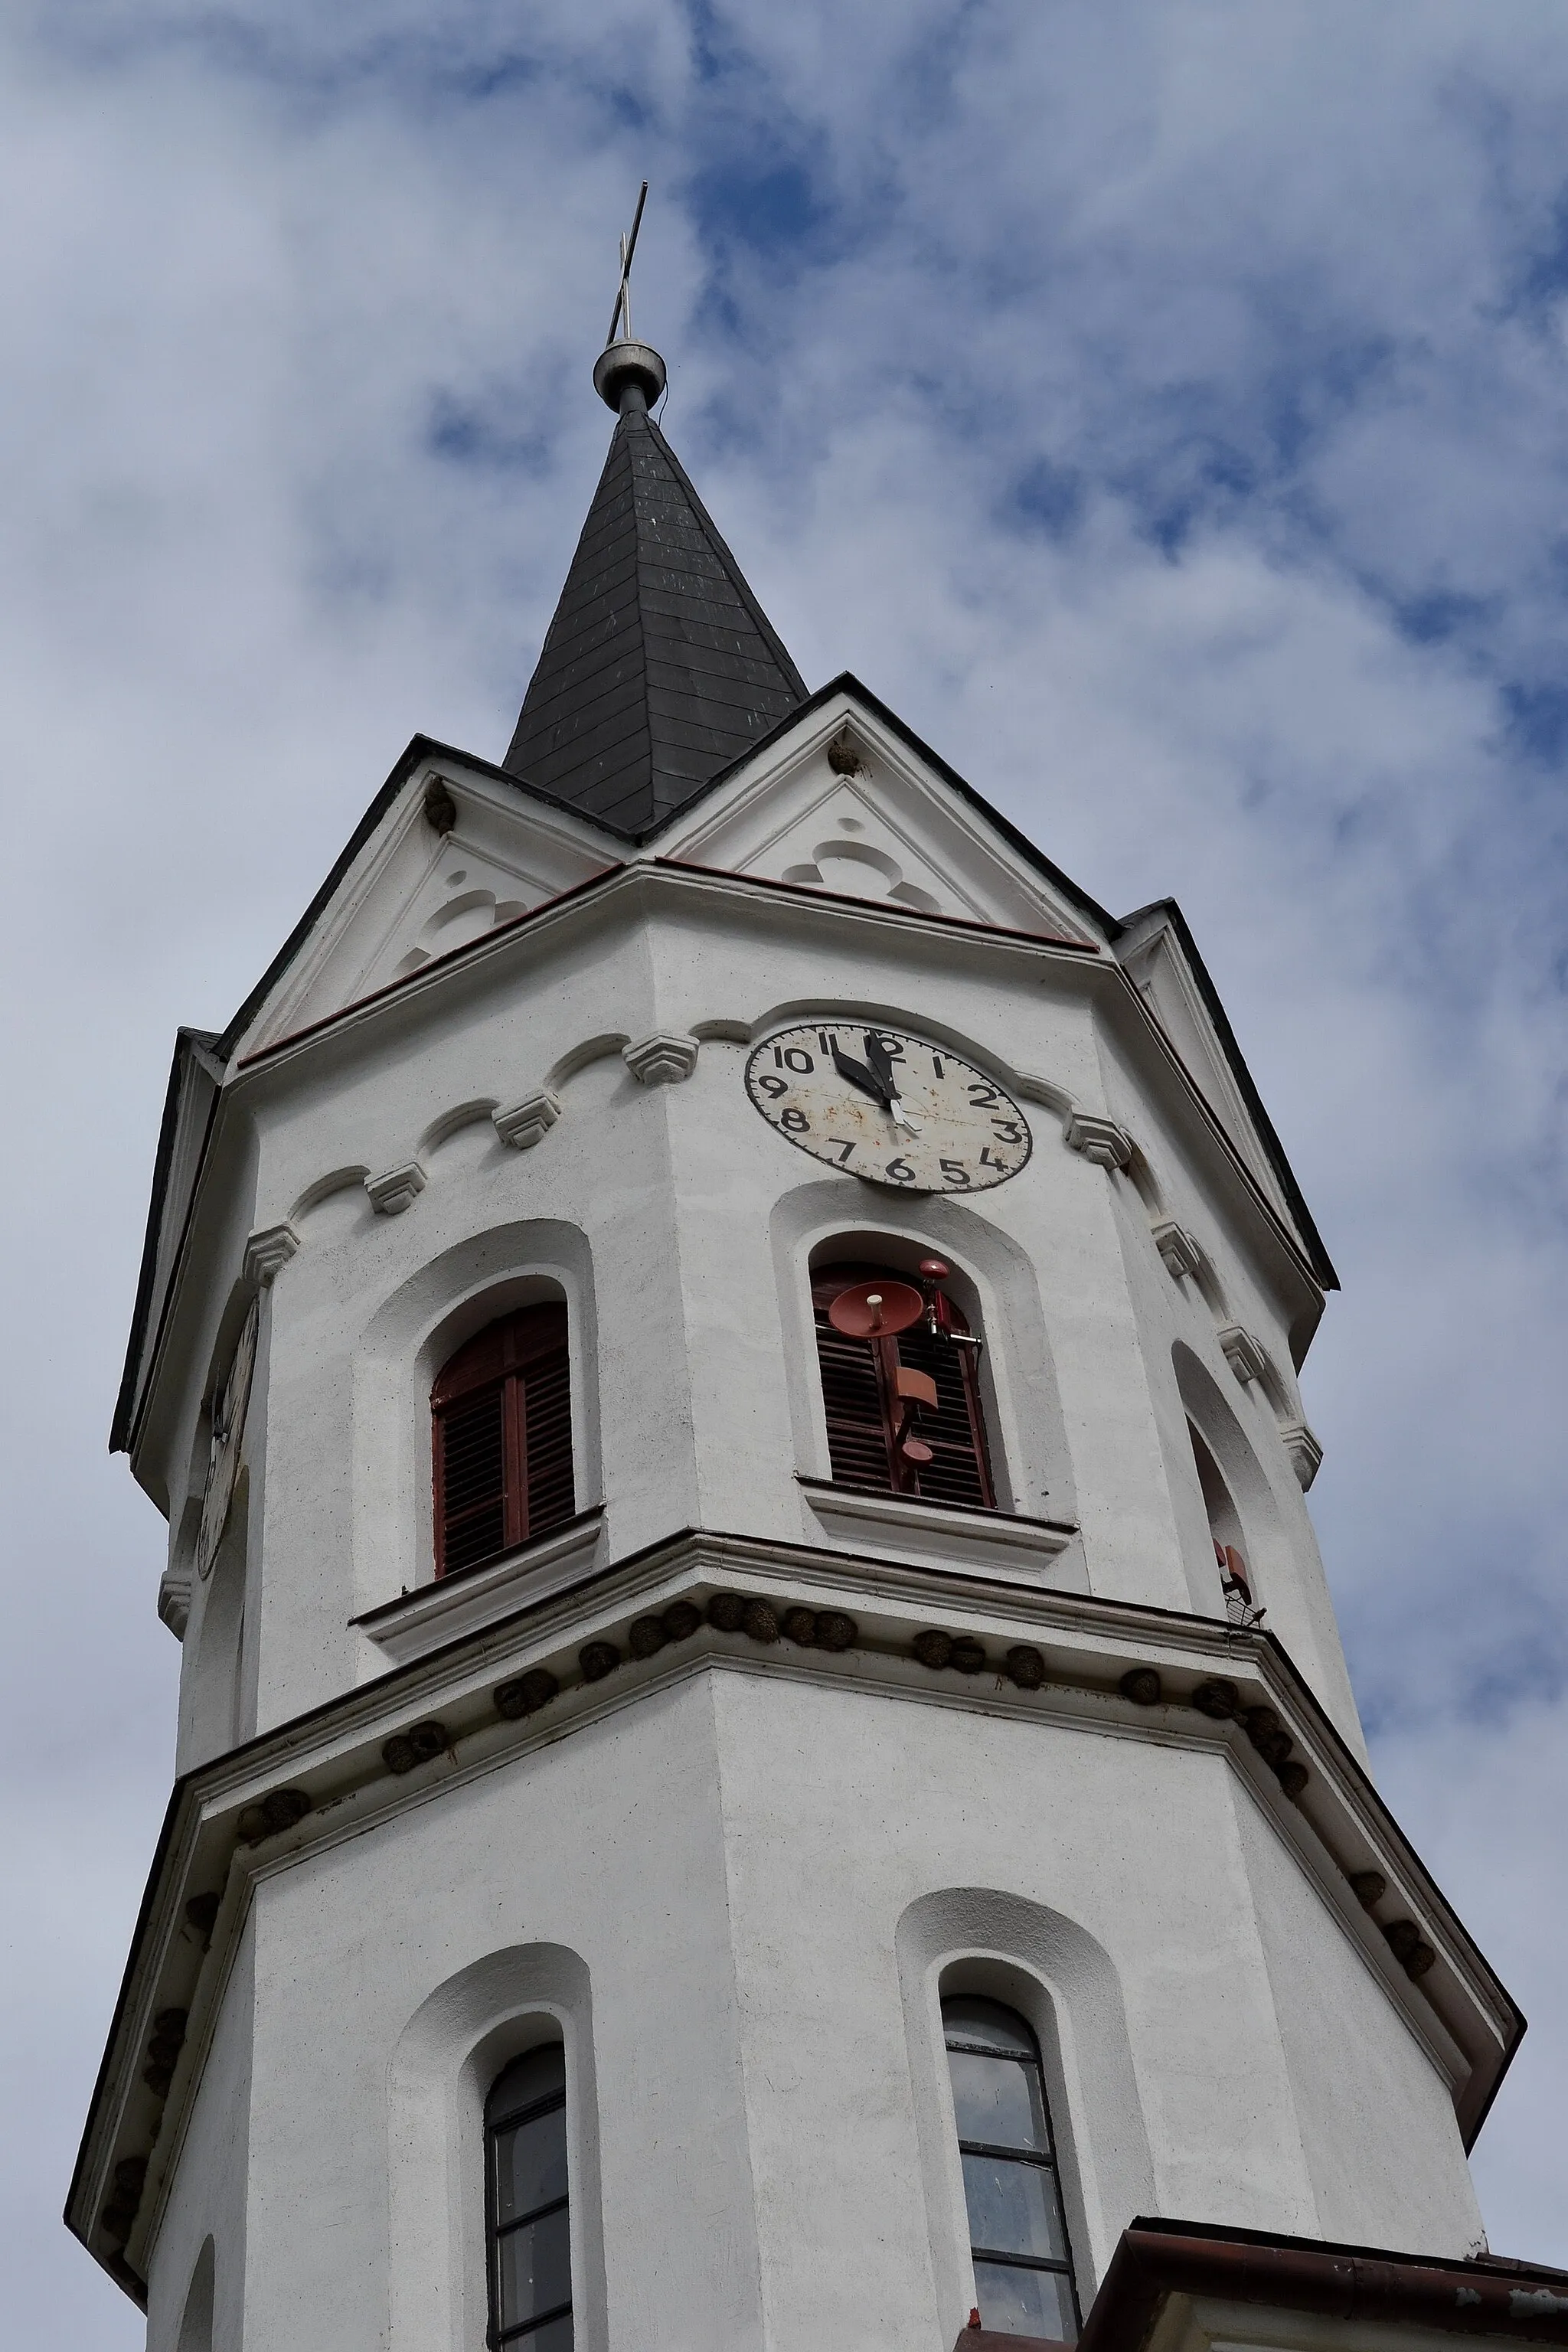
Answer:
[861,1033,921,1135]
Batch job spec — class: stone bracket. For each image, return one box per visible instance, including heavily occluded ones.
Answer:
[622,1031,700,1086]
[494,1089,563,1150]
[364,1161,427,1217]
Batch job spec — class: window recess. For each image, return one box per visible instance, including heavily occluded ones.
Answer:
[485,2044,573,2350]
[943,1996,1080,2344]
[433,1306,574,1578]
[812,1259,995,1510]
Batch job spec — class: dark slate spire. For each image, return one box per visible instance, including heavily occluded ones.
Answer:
[503,338,808,835]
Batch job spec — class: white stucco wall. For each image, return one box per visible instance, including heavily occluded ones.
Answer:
[143,1667,1481,2352]
[152,876,1357,1767]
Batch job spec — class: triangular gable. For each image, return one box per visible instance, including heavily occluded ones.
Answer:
[658,678,1106,945]
[1116,900,1337,1288]
[235,745,622,1061]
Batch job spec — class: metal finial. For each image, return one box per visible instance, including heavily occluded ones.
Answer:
[594,181,666,413]
[606,181,649,347]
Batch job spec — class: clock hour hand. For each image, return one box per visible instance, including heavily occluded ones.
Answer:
[831,1040,892,1106]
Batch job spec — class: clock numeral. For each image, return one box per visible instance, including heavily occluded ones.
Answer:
[884,1157,916,1184]
[990,1119,1025,1143]
[978,1146,1008,1169]
[871,1033,906,1060]
[779,1107,810,1134]
[939,1158,971,1186]
[966,1082,1001,1106]
[755,1073,788,1099]
[773,1045,815,1074]
[827,1138,857,1165]
[817,1031,834,1055]
[931,1053,946,1078]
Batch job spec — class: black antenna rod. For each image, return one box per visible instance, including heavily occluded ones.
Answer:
[606,181,650,345]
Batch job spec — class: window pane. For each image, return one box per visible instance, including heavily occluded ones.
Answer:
[962,2151,1069,2262]
[974,2257,1076,2341]
[516,2316,573,2351]
[494,2105,568,2225]
[497,2205,572,2334]
[489,2045,566,2122]
[942,1998,1037,2059]
[948,2048,1047,2152]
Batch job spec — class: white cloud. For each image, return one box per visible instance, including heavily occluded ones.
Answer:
[2,2,1565,2336]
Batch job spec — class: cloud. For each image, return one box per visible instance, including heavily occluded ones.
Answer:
[2,2,1565,2336]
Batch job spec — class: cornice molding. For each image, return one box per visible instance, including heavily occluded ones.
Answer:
[69,1528,1520,2306]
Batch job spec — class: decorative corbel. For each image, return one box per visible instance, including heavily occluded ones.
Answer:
[1152,1220,1203,1280]
[364,1161,428,1217]
[1279,1419,1325,1491]
[494,1090,562,1150]
[623,1032,700,1086]
[1063,1111,1134,1169]
[243,1222,300,1289]
[1219,1324,1269,1386]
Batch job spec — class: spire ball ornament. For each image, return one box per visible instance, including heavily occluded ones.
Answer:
[593,338,666,413]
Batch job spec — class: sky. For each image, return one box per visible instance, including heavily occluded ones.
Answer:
[2,0,1565,2340]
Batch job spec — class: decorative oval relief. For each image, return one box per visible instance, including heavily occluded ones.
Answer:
[394,887,529,978]
[781,837,941,915]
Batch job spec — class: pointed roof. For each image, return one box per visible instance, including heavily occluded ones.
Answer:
[502,341,808,834]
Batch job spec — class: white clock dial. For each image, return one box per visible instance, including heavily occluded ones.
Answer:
[743,1024,1032,1194]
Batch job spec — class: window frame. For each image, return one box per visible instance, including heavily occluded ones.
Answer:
[431,1303,575,1579]
[943,1996,1081,2343]
[483,2045,573,2350]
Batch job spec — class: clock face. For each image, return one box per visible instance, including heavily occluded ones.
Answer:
[744,1023,1032,1194]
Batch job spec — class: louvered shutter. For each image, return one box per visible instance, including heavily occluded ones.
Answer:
[432,1305,575,1576]
[811,1264,995,1510]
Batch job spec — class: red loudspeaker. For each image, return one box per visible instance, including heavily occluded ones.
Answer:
[828,1279,925,1338]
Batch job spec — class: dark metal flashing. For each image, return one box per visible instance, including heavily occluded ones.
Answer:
[1119,897,1338,1292]
[108,1030,222,1458]
[1077,2219,1568,2352]
[503,402,808,831]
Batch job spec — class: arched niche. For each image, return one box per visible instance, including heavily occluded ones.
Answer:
[174,2235,215,2352]
[769,1179,1073,1524]
[351,1220,599,1617]
[896,1886,1155,2344]
[1171,1340,1285,1621]
[387,1943,605,2352]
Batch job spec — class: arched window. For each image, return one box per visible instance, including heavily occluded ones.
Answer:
[812,1260,995,1508]
[1187,1422,1261,1626]
[943,1996,1080,2343]
[433,1306,574,1577]
[485,2043,573,2350]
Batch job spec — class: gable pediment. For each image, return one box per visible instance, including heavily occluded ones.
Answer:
[237,753,620,1059]
[658,685,1105,946]
[1116,903,1306,1239]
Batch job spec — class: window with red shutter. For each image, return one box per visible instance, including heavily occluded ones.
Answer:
[811,1262,995,1509]
[432,1305,575,1576]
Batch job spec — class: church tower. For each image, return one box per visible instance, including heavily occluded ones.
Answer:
[71,316,1562,2352]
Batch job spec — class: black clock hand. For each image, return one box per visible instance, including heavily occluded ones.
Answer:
[862,1032,897,1093]
[831,1041,893,1106]
[861,1033,921,1133]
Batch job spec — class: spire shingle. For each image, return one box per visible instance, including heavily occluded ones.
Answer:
[503,370,807,835]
